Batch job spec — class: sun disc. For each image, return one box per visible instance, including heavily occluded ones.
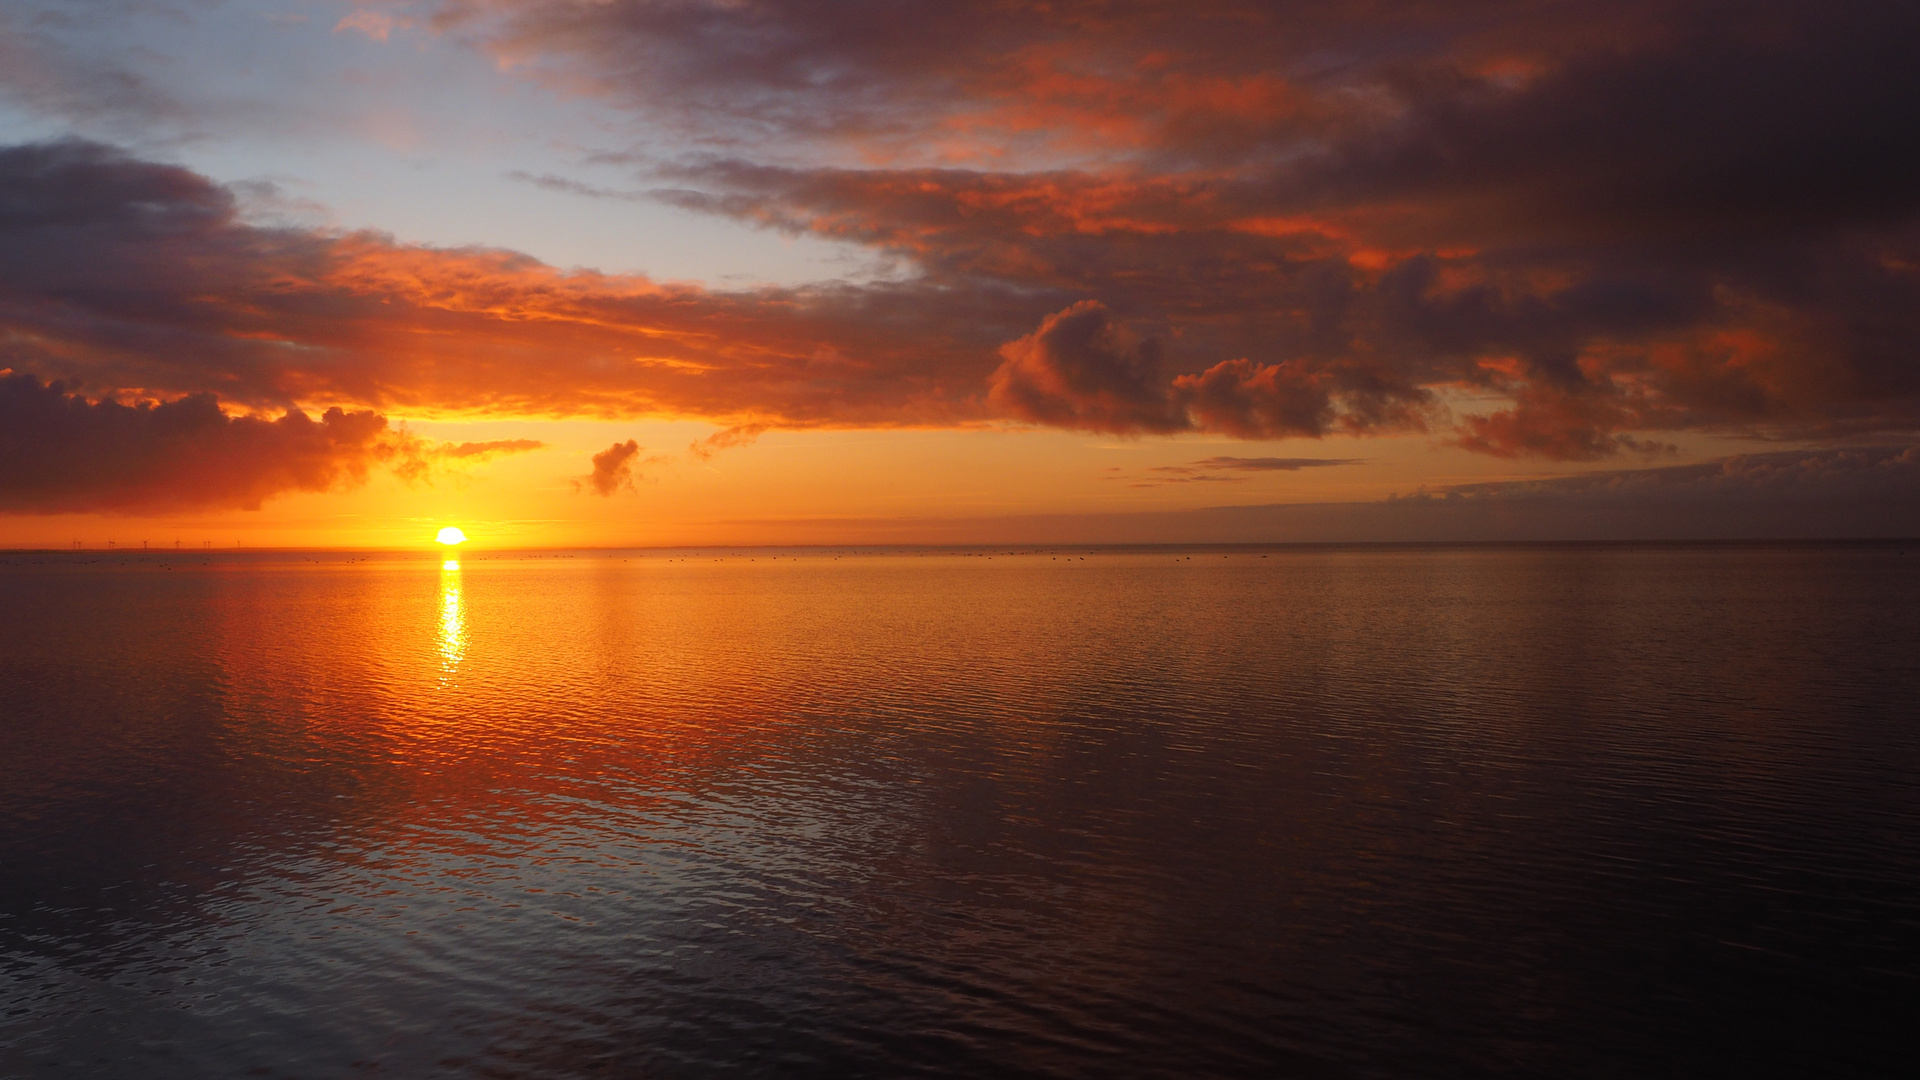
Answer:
[436,526,467,545]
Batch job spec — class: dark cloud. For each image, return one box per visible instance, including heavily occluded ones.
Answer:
[1176,357,1433,440]
[1292,4,1920,248]
[985,301,1430,439]
[445,2,1920,202]
[0,371,398,513]
[579,439,642,496]
[432,1,1648,158]
[0,372,546,512]
[0,138,1020,424]
[6,129,1917,460]
[576,0,1919,452]
[1190,457,1363,471]
[648,146,1919,450]
[1454,385,1679,461]
[988,302,1181,435]
[1133,454,1361,486]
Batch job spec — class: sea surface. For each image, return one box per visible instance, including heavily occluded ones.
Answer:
[1,543,1916,1078]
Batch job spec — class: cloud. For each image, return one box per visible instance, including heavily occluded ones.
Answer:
[528,0,1919,454]
[334,10,409,44]
[1176,357,1433,440]
[421,0,1491,158]
[0,139,1025,427]
[687,424,766,461]
[1130,454,1361,486]
[0,372,544,512]
[578,439,642,496]
[1188,457,1362,471]
[988,302,1181,435]
[647,154,1920,451]
[11,0,1920,489]
[1126,473,1248,488]
[0,372,404,514]
[0,8,187,132]
[442,2,1920,195]
[387,436,546,484]
[438,438,546,460]
[988,302,1431,439]
[504,170,649,202]
[1454,385,1678,461]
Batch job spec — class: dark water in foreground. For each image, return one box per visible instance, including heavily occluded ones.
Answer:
[1,544,1916,1078]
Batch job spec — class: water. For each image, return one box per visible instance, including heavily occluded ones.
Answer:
[1,544,1916,1078]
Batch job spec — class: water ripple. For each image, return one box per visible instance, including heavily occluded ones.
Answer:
[2,545,1917,1077]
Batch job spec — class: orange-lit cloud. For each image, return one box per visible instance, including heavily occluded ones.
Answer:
[335,10,410,44]
[577,439,651,496]
[988,301,1182,435]
[7,129,1919,465]
[687,424,767,462]
[438,438,546,461]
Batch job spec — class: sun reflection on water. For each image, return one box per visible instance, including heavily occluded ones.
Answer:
[10,549,1919,1077]
[438,559,466,680]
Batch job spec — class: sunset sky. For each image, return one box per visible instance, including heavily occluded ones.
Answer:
[2,0,1916,547]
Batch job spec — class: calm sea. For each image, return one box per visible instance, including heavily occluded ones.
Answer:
[1,544,1916,1078]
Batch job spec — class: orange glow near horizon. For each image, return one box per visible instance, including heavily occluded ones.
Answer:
[0,419,1780,551]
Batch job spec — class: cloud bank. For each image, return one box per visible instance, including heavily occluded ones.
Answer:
[0,372,542,514]
[2,1,1918,530]
[1,372,395,513]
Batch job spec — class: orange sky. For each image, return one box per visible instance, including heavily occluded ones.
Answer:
[0,412,1789,550]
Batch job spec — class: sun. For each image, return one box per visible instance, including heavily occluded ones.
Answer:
[436,526,468,546]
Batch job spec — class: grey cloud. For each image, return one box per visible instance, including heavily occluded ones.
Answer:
[0,10,187,133]
[0,371,401,513]
[504,170,650,202]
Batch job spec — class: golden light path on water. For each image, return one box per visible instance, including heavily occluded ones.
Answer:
[437,525,469,680]
[438,557,466,680]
